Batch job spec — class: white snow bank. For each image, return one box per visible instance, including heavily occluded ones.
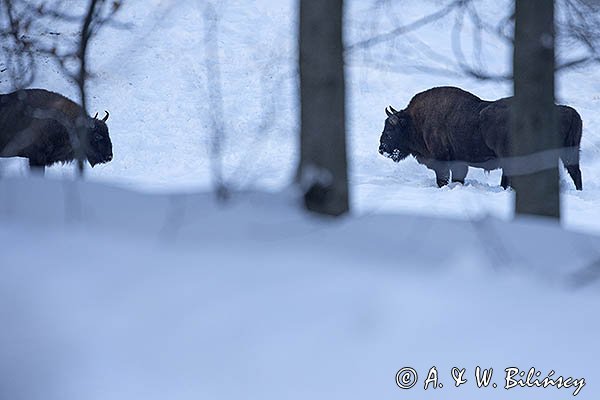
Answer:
[0,177,599,400]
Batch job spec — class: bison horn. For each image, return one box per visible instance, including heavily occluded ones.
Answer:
[389,106,399,114]
[93,112,98,119]
[102,111,109,122]
[385,106,394,117]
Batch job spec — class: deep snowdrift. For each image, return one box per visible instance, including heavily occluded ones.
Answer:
[0,177,599,400]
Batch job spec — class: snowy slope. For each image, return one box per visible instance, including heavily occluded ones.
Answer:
[1,177,599,400]
[1,0,600,232]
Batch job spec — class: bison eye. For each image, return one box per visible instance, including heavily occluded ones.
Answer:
[95,134,103,141]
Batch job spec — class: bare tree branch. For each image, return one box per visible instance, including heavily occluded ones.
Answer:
[347,0,600,82]
[347,0,466,51]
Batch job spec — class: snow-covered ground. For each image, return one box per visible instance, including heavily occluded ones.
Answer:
[1,177,599,400]
[1,1,600,399]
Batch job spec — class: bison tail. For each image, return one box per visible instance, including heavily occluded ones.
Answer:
[566,107,583,149]
[561,107,582,162]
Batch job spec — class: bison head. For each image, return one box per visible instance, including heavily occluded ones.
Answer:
[378,106,412,162]
[86,111,113,167]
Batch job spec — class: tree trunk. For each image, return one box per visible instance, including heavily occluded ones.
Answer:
[298,0,349,216]
[511,0,560,219]
[75,0,101,178]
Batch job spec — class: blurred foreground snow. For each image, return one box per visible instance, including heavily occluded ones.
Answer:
[0,177,598,400]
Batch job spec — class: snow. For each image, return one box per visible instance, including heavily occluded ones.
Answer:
[1,0,600,399]
[1,177,600,400]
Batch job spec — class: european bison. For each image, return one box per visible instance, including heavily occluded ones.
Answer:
[0,88,113,174]
[378,86,583,190]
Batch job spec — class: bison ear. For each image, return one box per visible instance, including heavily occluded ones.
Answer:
[385,106,394,117]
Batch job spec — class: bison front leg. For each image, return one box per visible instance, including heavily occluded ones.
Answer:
[561,149,582,190]
[451,163,468,184]
[420,158,449,188]
[28,159,45,176]
[434,164,450,188]
[566,165,582,191]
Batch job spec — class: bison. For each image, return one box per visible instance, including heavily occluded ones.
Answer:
[378,86,583,190]
[0,88,113,174]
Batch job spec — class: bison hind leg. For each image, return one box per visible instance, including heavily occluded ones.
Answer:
[451,163,468,184]
[561,149,582,190]
[566,165,582,190]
